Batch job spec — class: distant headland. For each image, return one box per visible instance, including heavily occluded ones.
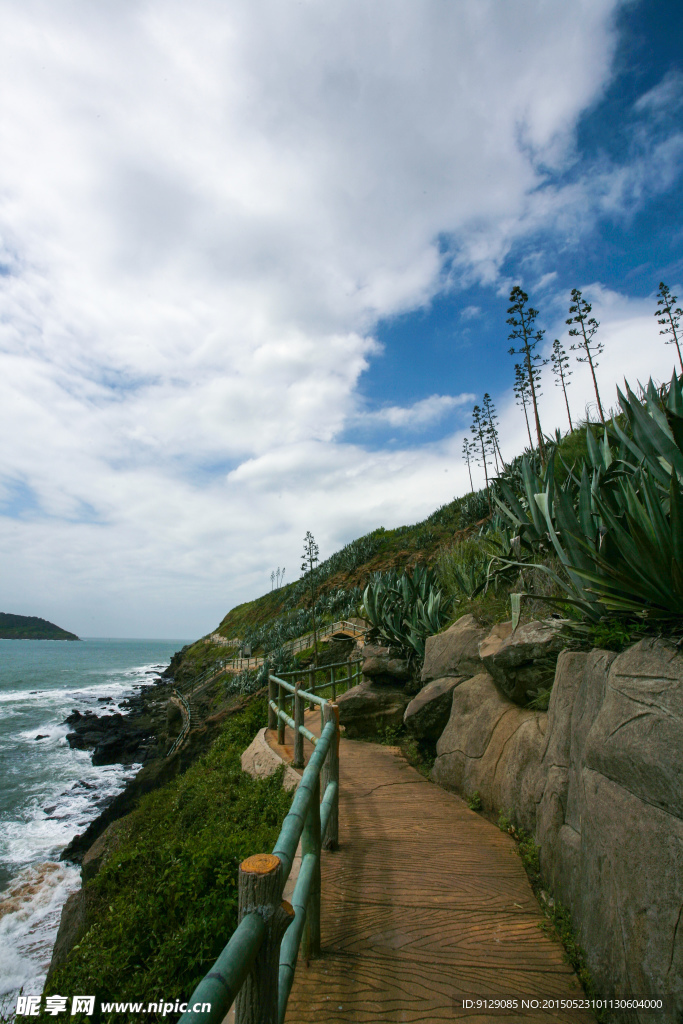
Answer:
[0,613,80,641]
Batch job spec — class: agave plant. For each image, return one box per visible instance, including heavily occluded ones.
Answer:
[361,566,453,662]
[503,374,683,625]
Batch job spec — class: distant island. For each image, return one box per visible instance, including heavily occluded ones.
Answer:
[0,612,80,640]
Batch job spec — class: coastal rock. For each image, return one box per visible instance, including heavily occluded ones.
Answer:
[337,681,410,738]
[48,890,88,977]
[81,819,126,883]
[431,671,546,833]
[361,644,412,684]
[421,614,486,685]
[403,676,462,740]
[64,709,154,766]
[478,618,565,706]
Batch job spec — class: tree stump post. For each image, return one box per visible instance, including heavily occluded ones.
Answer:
[302,774,321,960]
[322,702,339,851]
[293,682,304,768]
[235,854,294,1024]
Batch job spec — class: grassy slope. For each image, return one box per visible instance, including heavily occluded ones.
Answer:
[45,696,292,1012]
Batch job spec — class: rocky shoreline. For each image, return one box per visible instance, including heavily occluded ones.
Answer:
[58,668,177,863]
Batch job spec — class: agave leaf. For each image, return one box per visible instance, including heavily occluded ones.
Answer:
[522,457,547,537]
[621,382,683,477]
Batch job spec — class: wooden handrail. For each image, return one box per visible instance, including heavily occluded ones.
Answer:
[178,664,351,1024]
[166,689,192,757]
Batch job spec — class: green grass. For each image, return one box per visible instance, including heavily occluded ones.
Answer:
[45,696,292,1018]
[466,791,483,811]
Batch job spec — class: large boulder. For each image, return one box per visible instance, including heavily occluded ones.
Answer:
[421,614,486,685]
[478,618,565,706]
[337,681,411,738]
[430,636,683,1020]
[536,641,683,1017]
[403,676,462,740]
[431,671,546,833]
[361,644,412,684]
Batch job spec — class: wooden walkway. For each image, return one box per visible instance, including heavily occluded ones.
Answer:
[269,715,594,1024]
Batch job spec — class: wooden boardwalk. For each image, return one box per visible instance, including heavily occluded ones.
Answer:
[269,715,594,1024]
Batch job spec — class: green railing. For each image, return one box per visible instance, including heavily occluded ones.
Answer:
[178,663,354,1024]
[166,689,192,757]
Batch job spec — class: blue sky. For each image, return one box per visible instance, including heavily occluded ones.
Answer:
[352,0,683,448]
[0,0,681,637]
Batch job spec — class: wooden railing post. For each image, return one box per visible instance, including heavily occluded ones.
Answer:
[235,854,294,1024]
[268,673,277,730]
[308,667,315,710]
[277,680,285,746]
[302,774,321,960]
[322,703,339,850]
[293,682,304,768]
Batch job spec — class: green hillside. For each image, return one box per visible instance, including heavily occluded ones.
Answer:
[0,612,80,640]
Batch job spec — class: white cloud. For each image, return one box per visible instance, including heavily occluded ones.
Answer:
[634,69,683,116]
[354,393,474,429]
[0,0,665,637]
[459,306,481,321]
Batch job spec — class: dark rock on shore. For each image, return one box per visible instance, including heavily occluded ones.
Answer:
[59,691,259,865]
[63,680,174,766]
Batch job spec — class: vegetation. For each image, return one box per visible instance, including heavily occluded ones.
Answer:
[507,285,547,458]
[44,696,292,1015]
[361,565,453,663]
[550,337,573,431]
[655,281,683,373]
[567,288,605,424]
[490,373,683,630]
[0,612,79,641]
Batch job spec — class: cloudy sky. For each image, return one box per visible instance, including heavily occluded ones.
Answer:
[0,0,682,638]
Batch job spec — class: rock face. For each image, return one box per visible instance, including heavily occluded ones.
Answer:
[478,618,565,705]
[421,614,486,685]
[536,641,683,1019]
[432,672,546,833]
[403,676,463,740]
[361,644,412,684]
[241,728,301,791]
[337,681,411,738]
[431,638,683,1022]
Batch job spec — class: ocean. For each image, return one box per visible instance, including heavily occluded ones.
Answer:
[0,637,189,1001]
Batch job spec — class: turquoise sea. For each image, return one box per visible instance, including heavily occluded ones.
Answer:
[0,638,189,999]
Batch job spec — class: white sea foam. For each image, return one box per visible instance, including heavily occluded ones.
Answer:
[0,642,180,1000]
[0,862,81,997]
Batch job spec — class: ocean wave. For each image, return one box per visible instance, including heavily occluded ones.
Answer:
[0,861,81,997]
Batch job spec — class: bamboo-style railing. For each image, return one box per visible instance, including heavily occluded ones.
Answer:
[166,689,192,757]
[178,662,359,1024]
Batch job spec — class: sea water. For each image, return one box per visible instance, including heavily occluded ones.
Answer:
[0,638,189,1000]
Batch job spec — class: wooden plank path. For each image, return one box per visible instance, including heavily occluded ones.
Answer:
[268,713,594,1024]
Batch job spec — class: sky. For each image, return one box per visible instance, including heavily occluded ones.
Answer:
[0,0,682,639]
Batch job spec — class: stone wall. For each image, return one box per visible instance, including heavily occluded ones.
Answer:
[431,636,683,1022]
